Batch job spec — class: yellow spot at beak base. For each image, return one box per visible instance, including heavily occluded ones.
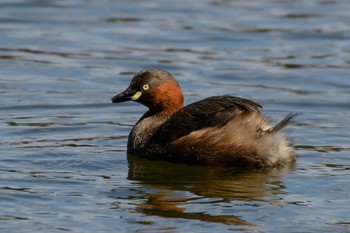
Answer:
[132,91,142,101]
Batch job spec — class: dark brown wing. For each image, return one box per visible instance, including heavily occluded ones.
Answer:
[151,95,262,145]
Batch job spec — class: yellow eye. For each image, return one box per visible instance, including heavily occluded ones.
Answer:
[142,84,149,91]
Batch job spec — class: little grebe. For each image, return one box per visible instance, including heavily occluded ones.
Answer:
[111,70,297,168]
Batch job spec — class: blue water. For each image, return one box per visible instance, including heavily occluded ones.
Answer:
[1,0,350,232]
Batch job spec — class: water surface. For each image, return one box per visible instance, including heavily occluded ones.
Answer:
[1,0,350,232]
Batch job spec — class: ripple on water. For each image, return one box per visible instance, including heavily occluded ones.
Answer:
[1,0,350,232]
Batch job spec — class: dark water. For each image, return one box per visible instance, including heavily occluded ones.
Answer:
[1,0,350,232]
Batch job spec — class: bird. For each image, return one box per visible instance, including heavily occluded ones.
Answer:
[111,69,297,168]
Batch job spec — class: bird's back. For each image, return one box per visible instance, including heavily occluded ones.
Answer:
[142,95,296,168]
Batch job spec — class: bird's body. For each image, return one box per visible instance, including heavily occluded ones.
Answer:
[111,70,297,168]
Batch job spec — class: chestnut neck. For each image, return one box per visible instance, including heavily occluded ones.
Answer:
[144,79,184,117]
[129,81,183,152]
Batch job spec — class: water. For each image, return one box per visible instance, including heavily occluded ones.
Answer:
[1,0,350,232]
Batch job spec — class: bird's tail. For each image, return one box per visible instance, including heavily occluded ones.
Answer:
[267,112,299,134]
[255,112,298,138]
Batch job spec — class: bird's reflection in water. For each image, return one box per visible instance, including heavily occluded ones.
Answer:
[124,155,295,226]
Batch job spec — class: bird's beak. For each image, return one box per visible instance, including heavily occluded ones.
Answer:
[110,87,137,103]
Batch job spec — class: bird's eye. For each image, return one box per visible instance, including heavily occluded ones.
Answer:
[142,84,149,91]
